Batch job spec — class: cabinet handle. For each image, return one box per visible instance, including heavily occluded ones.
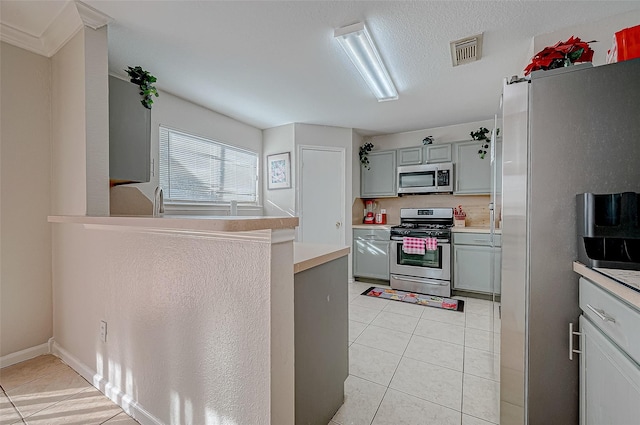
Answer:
[569,322,582,361]
[586,304,616,323]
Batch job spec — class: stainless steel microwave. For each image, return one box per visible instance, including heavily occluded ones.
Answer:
[397,162,454,194]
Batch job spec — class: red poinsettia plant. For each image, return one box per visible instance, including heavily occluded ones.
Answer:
[524,36,595,76]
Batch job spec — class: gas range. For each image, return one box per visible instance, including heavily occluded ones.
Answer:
[390,208,454,240]
[389,207,454,297]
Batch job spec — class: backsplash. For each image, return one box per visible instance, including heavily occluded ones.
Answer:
[352,194,493,227]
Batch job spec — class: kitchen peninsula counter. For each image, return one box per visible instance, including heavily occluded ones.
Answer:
[292,243,349,425]
[48,214,299,233]
[48,213,300,425]
[294,243,350,274]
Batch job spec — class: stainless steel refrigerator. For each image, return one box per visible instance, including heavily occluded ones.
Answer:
[500,58,640,424]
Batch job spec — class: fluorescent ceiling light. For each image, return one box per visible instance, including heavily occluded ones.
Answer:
[334,22,398,102]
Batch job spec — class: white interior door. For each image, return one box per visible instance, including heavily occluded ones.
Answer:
[299,146,345,245]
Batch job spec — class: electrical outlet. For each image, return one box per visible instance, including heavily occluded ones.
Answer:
[100,320,107,343]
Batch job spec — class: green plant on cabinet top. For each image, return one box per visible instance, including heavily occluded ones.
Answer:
[125,66,159,109]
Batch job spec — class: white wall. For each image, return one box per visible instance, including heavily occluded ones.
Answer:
[262,124,295,216]
[126,89,263,213]
[51,26,110,216]
[51,30,87,215]
[52,224,292,425]
[533,10,640,66]
[0,42,53,357]
[367,118,496,151]
[84,26,110,216]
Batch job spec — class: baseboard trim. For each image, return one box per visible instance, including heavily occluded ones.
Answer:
[50,339,163,425]
[0,342,50,368]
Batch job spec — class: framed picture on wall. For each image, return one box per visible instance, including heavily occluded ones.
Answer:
[267,152,291,190]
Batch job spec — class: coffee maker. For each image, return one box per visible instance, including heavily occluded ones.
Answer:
[577,192,640,270]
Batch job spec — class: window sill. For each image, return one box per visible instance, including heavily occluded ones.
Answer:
[163,203,263,217]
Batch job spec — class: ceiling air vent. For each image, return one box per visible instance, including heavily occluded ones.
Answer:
[450,33,483,67]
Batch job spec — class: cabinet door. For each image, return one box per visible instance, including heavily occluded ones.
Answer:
[425,144,452,163]
[354,238,390,280]
[453,245,493,292]
[361,150,397,198]
[109,76,151,183]
[580,316,640,425]
[454,140,490,194]
[397,147,423,166]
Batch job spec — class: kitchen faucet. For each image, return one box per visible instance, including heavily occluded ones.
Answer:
[153,186,164,217]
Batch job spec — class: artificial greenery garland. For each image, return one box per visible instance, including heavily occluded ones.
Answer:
[125,66,159,109]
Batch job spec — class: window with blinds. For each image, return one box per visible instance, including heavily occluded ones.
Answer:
[159,126,258,203]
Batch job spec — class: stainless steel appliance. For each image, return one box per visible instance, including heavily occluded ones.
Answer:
[577,192,640,270]
[389,208,453,297]
[500,59,640,425]
[397,162,454,194]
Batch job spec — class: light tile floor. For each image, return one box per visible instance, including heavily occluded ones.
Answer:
[1,282,499,425]
[0,355,138,425]
[331,281,501,425]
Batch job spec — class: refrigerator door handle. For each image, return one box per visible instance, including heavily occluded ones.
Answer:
[569,322,582,360]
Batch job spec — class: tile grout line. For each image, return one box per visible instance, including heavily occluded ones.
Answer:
[366,299,418,425]
[348,286,500,424]
[2,387,23,422]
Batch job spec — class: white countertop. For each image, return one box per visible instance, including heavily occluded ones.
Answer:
[294,243,350,274]
[48,214,299,233]
[451,226,501,234]
[573,261,640,311]
[352,224,394,230]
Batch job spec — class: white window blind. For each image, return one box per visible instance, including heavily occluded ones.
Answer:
[159,126,258,203]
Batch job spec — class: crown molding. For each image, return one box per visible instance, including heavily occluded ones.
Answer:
[0,22,47,56]
[0,1,112,57]
[76,1,112,30]
[41,0,83,57]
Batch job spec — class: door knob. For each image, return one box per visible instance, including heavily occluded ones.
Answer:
[336,221,342,228]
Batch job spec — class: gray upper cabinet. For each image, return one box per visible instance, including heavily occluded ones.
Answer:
[397,147,423,166]
[109,76,151,184]
[453,140,490,194]
[361,150,397,198]
[397,144,452,166]
[424,144,452,163]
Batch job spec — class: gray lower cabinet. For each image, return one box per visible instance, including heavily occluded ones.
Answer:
[361,150,397,198]
[453,140,490,194]
[578,277,640,425]
[579,316,640,425]
[453,233,501,294]
[353,228,390,280]
[294,256,348,425]
[109,76,151,183]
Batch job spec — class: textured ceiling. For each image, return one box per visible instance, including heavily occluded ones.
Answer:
[3,1,640,135]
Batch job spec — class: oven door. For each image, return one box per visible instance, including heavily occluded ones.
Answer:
[390,239,451,280]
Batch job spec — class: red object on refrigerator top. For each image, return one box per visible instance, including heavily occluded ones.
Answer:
[616,25,640,61]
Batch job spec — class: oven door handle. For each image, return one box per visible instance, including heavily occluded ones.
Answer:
[390,275,449,286]
[391,237,450,244]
